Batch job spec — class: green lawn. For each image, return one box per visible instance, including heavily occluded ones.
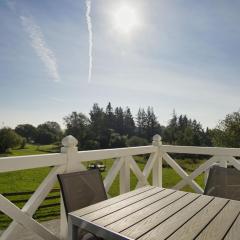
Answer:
[0,144,60,157]
[0,145,206,229]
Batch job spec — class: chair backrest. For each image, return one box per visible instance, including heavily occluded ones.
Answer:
[58,169,107,215]
[204,165,240,201]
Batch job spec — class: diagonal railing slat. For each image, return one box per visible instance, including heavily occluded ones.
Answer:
[135,152,157,188]
[173,156,219,190]
[129,156,149,187]
[163,153,204,193]
[1,165,66,240]
[228,156,240,171]
[103,157,124,192]
[0,195,58,240]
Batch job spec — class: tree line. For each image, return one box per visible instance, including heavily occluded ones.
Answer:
[0,102,240,153]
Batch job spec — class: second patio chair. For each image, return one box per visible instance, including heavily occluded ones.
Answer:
[204,165,240,201]
[58,169,107,240]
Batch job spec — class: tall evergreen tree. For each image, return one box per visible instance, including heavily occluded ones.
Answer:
[145,107,161,141]
[163,110,178,144]
[105,102,115,130]
[136,108,147,138]
[114,107,124,134]
[123,107,135,136]
[89,103,105,140]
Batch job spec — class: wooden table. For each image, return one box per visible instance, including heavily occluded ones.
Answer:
[68,186,240,240]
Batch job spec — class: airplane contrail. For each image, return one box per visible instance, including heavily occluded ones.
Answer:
[86,0,93,83]
[21,16,60,82]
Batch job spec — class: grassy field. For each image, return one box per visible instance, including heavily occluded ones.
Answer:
[0,145,205,229]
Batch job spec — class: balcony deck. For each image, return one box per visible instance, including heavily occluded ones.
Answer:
[0,134,240,240]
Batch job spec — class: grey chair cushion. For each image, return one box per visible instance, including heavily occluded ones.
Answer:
[57,169,107,239]
[204,165,240,201]
[58,169,107,214]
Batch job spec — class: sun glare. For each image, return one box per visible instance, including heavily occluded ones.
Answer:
[113,4,139,34]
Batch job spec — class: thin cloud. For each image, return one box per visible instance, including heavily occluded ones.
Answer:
[20,16,60,82]
[86,0,93,83]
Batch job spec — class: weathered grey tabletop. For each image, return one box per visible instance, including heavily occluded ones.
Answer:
[68,186,240,240]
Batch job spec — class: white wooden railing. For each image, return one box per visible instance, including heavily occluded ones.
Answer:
[0,134,240,240]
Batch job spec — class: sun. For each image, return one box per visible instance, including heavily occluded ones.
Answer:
[112,4,139,34]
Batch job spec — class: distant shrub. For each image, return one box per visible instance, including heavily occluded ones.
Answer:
[109,132,127,148]
[126,136,149,147]
[83,140,101,150]
[20,137,27,149]
[0,128,23,153]
[35,122,62,145]
[15,124,37,143]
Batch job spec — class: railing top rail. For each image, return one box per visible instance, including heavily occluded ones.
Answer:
[1,139,240,174]
[76,145,157,162]
[0,145,157,173]
[161,145,240,156]
[0,153,66,173]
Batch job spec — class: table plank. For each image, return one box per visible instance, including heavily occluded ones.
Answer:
[224,212,240,240]
[107,190,188,233]
[167,197,228,240]
[120,192,201,239]
[93,188,176,226]
[136,194,213,240]
[81,187,164,221]
[72,185,154,217]
[196,200,240,240]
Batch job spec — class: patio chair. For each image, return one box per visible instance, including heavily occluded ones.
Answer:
[204,165,240,201]
[58,169,107,240]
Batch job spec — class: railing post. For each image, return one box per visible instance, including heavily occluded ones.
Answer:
[61,135,79,172]
[60,135,79,240]
[152,134,163,187]
[218,156,228,168]
[120,157,130,194]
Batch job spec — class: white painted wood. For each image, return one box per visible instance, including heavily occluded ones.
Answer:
[0,153,66,173]
[0,195,58,240]
[136,153,157,188]
[163,153,204,193]
[161,145,240,156]
[61,135,86,172]
[1,165,65,240]
[59,135,85,240]
[129,156,149,186]
[228,157,240,171]
[217,156,228,168]
[23,166,65,215]
[174,156,219,190]
[60,193,68,240]
[75,145,157,162]
[103,158,124,192]
[152,135,163,187]
[152,152,163,187]
[120,157,130,194]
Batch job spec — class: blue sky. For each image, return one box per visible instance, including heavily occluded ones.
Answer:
[0,0,240,129]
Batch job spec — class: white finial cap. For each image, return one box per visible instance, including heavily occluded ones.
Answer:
[152,134,162,146]
[62,135,78,147]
